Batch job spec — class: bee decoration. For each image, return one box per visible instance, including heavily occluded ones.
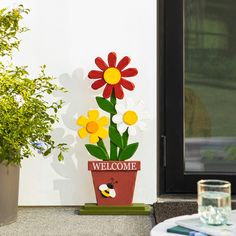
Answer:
[98,178,118,198]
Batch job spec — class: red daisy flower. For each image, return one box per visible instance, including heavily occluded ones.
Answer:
[88,52,138,99]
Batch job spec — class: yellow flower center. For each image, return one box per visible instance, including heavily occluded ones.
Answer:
[103,68,121,85]
[86,121,99,134]
[123,110,138,125]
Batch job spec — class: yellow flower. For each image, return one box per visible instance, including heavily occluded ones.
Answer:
[77,110,109,143]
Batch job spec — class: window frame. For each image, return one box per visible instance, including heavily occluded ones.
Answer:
[158,0,236,194]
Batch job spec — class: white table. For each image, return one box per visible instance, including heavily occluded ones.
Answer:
[150,214,199,236]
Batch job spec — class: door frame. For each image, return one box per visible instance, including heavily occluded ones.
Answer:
[158,0,236,194]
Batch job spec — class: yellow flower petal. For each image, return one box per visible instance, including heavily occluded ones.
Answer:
[88,110,99,121]
[89,134,99,143]
[77,116,88,126]
[97,128,108,139]
[97,116,109,127]
[78,128,88,139]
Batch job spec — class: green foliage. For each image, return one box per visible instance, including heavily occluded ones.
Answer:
[186,50,236,81]
[225,145,236,161]
[109,126,123,149]
[97,139,108,157]
[0,5,67,165]
[122,129,128,148]
[119,143,139,161]
[0,5,29,57]
[84,93,140,161]
[85,144,109,160]
[96,96,116,114]
[57,152,64,162]
[202,149,216,160]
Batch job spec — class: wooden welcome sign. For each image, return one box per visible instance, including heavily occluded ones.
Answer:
[88,161,141,171]
[76,52,150,211]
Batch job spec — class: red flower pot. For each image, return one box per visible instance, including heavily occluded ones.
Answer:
[88,161,140,205]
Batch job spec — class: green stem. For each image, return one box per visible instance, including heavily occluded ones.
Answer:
[110,91,117,160]
[97,138,109,160]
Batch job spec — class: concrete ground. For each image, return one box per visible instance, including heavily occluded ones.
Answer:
[0,207,154,236]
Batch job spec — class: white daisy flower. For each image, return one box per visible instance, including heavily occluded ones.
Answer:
[112,98,149,136]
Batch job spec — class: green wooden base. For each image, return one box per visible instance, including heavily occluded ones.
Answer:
[79,203,151,215]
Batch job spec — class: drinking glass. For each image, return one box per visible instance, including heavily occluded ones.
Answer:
[197,179,231,225]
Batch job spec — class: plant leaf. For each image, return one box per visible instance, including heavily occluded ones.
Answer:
[119,143,139,161]
[44,148,52,156]
[109,126,123,149]
[58,152,64,161]
[96,96,116,114]
[97,139,108,156]
[85,144,109,160]
[122,129,129,148]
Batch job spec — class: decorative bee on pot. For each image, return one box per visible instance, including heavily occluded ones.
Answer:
[98,178,118,198]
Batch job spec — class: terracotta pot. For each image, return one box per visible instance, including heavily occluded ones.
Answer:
[0,163,20,226]
[88,161,140,205]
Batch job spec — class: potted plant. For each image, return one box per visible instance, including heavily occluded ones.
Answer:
[77,52,148,206]
[0,5,67,225]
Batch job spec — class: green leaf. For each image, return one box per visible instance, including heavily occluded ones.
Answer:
[119,143,139,161]
[122,129,129,148]
[44,148,52,156]
[85,144,109,160]
[58,152,64,161]
[96,96,116,114]
[118,129,129,157]
[97,139,108,156]
[109,126,123,149]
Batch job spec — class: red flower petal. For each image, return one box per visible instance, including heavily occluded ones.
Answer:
[88,70,103,79]
[91,79,106,90]
[121,68,138,77]
[114,84,124,99]
[103,84,113,98]
[121,78,135,91]
[108,52,117,67]
[95,57,108,71]
[117,56,131,70]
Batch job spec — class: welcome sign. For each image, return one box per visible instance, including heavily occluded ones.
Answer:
[78,52,147,206]
[88,161,141,171]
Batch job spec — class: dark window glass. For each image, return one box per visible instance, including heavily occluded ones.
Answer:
[185,0,236,173]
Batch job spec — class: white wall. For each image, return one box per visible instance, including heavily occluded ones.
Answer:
[0,0,157,205]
